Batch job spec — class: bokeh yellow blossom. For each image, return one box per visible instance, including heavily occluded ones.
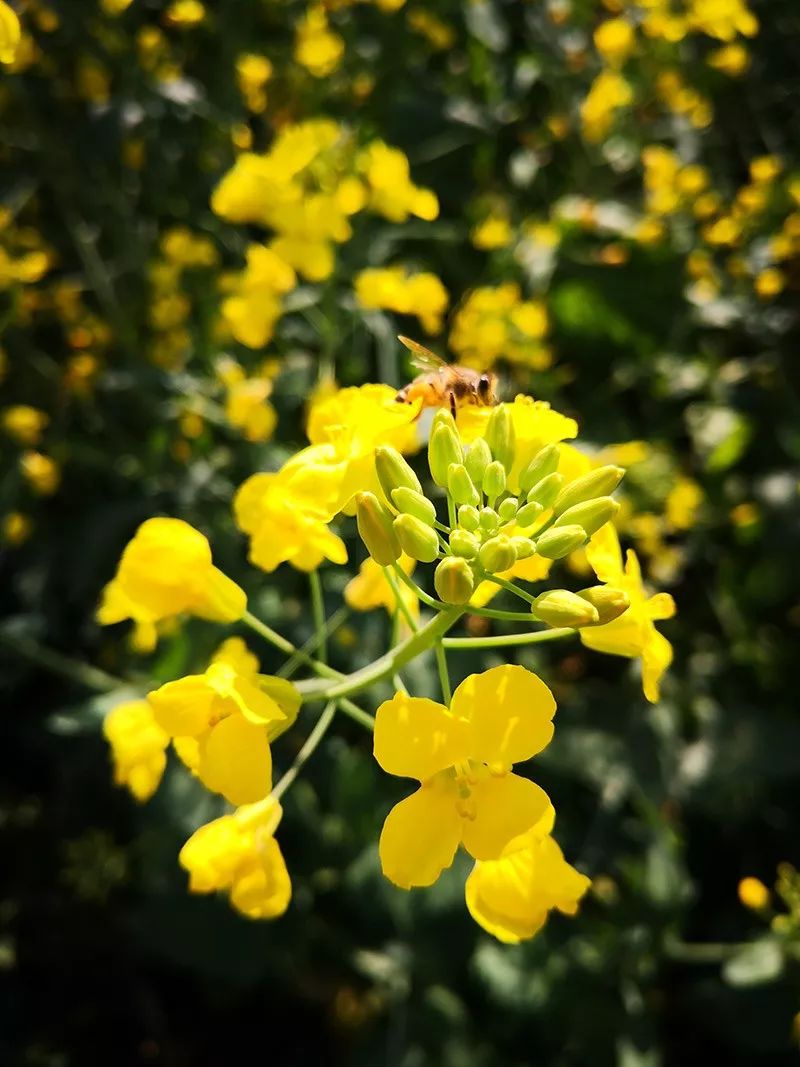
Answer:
[103,700,170,802]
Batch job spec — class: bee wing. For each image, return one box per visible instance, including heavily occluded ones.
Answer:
[398,335,448,373]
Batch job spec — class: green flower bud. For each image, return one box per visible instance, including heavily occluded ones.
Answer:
[448,463,480,508]
[535,524,587,560]
[510,536,535,560]
[519,444,561,493]
[391,486,437,526]
[531,589,600,628]
[484,405,516,472]
[394,513,441,563]
[516,499,544,528]
[375,446,422,500]
[498,497,519,522]
[479,507,500,535]
[482,460,507,503]
[554,496,619,537]
[450,529,479,559]
[527,472,564,510]
[465,437,492,488]
[428,424,463,487]
[458,504,480,532]
[478,535,517,574]
[356,492,401,566]
[552,465,625,516]
[434,556,476,604]
[431,407,457,436]
[577,585,631,624]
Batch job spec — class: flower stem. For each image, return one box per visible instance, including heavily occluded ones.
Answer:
[0,631,130,692]
[384,566,419,633]
[296,606,465,702]
[434,640,451,703]
[272,700,337,801]
[391,562,441,610]
[277,606,350,679]
[309,570,328,665]
[242,611,341,681]
[442,627,575,650]
[338,697,376,731]
[480,573,538,606]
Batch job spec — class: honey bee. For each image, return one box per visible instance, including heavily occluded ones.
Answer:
[394,336,498,418]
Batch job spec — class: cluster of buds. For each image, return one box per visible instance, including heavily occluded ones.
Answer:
[355,406,631,630]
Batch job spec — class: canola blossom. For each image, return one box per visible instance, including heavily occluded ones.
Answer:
[93,372,675,941]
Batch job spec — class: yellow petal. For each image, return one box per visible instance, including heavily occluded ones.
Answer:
[148,676,216,736]
[373,692,467,781]
[647,591,676,620]
[230,838,292,919]
[642,628,673,704]
[198,716,272,805]
[452,665,556,770]
[461,773,551,861]
[586,522,623,583]
[379,783,462,889]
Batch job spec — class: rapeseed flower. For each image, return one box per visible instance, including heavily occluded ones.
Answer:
[449,284,548,371]
[465,804,591,943]
[294,5,344,78]
[355,266,449,334]
[580,524,675,702]
[180,797,291,919]
[345,552,418,621]
[0,0,20,65]
[20,451,60,495]
[374,665,556,888]
[103,700,170,802]
[2,405,49,446]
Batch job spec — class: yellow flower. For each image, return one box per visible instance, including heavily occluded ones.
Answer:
[97,518,247,637]
[449,284,549,371]
[2,405,49,446]
[235,466,348,573]
[294,5,344,78]
[471,216,513,250]
[580,70,633,143]
[465,804,591,943]
[359,141,439,223]
[0,0,21,64]
[221,244,296,349]
[180,797,291,919]
[686,0,758,41]
[738,876,770,911]
[103,700,170,802]
[101,0,135,14]
[20,451,60,495]
[707,41,750,75]
[225,377,277,442]
[755,267,785,299]
[3,511,32,546]
[374,665,556,888]
[665,476,703,530]
[149,638,299,806]
[580,524,675,702]
[345,553,418,620]
[593,18,635,67]
[164,1,206,28]
[355,266,449,334]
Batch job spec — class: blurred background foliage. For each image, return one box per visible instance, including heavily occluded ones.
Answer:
[2,0,800,1063]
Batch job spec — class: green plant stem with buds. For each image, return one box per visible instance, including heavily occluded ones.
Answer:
[442,627,576,650]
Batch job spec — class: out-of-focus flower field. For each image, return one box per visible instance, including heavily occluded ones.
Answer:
[2,0,800,1063]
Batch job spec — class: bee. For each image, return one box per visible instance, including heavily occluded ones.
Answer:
[394,336,498,419]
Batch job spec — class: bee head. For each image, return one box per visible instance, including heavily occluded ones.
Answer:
[477,374,493,401]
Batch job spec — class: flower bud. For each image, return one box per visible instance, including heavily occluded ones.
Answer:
[394,513,440,563]
[375,446,422,500]
[434,557,475,604]
[479,507,500,535]
[431,408,457,436]
[531,589,600,628]
[482,460,507,503]
[554,496,619,537]
[527,472,564,510]
[510,536,535,560]
[577,585,630,624]
[458,504,480,532]
[516,499,544,528]
[448,463,480,508]
[478,535,517,574]
[498,497,519,522]
[519,444,561,493]
[356,492,401,566]
[535,524,587,560]
[552,465,624,516]
[450,529,479,559]
[484,405,516,472]
[391,486,437,526]
[429,424,463,487]
[465,437,492,487]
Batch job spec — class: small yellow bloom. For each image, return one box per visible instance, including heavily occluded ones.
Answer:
[0,0,21,64]
[180,797,291,919]
[665,476,703,530]
[471,216,513,250]
[755,268,785,300]
[345,553,418,620]
[580,524,675,702]
[707,42,750,76]
[225,377,277,442]
[164,0,205,28]
[294,5,344,78]
[580,70,633,143]
[3,511,32,545]
[374,665,556,888]
[355,266,449,334]
[103,700,170,802]
[20,451,60,495]
[738,876,770,910]
[97,518,247,636]
[465,804,591,943]
[593,18,635,67]
[2,405,49,446]
[359,141,439,223]
[101,0,135,14]
[149,638,298,806]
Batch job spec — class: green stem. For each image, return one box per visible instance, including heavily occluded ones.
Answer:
[434,641,451,704]
[481,574,538,606]
[277,606,350,679]
[272,701,337,801]
[338,697,376,731]
[391,562,441,610]
[296,606,465,702]
[309,571,327,665]
[0,631,130,692]
[443,627,575,650]
[242,611,340,681]
[464,605,538,622]
[384,567,419,633]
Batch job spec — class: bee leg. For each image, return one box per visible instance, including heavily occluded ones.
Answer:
[449,390,457,420]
